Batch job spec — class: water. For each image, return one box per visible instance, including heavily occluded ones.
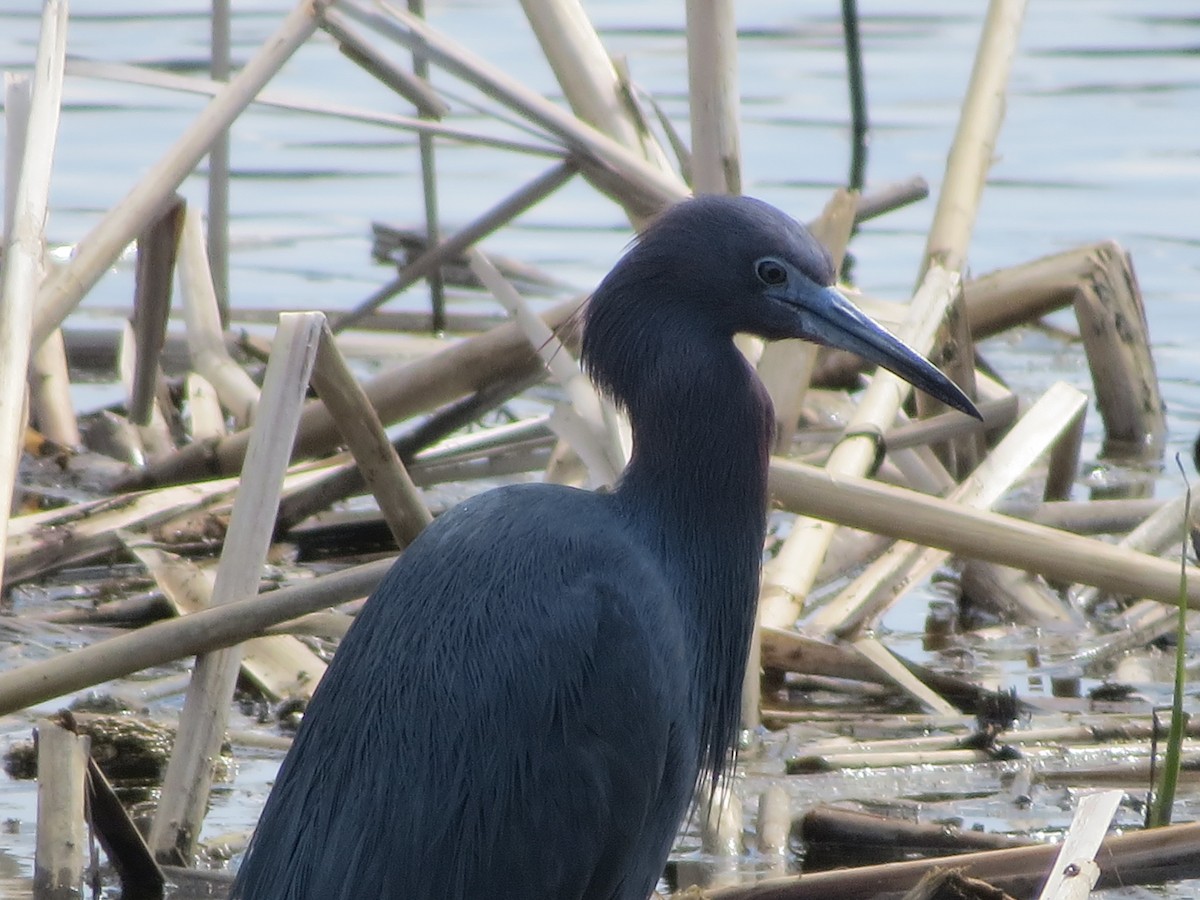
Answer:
[1,0,1199,895]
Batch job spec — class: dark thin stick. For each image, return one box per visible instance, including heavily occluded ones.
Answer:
[130,195,185,426]
[276,369,542,531]
[86,755,165,898]
[331,159,578,333]
[208,0,231,326]
[324,6,449,331]
[851,176,927,223]
[309,322,432,547]
[325,14,447,117]
[408,0,447,333]
[841,0,868,195]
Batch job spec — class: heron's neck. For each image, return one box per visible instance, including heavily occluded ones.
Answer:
[617,344,772,532]
[612,338,772,777]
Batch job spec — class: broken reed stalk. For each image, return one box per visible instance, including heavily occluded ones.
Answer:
[887,439,956,496]
[327,12,447,117]
[760,627,886,684]
[757,784,790,863]
[6,73,79,451]
[917,0,1028,280]
[468,249,623,483]
[68,58,559,156]
[758,265,965,630]
[835,717,1200,756]
[85,752,166,898]
[1069,600,1196,676]
[184,373,227,440]
[130,544,328,703]
[850,637,957,715]
[149,312,325,865]
[1074,491,1193,613]
[129,195,185,425]
[395,0,448,332]
[59,325,199,378]
[960,558,1081,628]
[1006,496,1166,534]
[311,322,432,546]
[709,820,1200,900]
[117,320,175,459]
[700,789,743,859]
[29,329,80,448]
[686,0,741,194]
[34,717,89,900]
[1036,791,1123,900]
[1044,398,1085,501]
[964,242,1110,333]
[792,744,1072,772]
[1071,242,1165,459]
[884,393,1016,451]
[410,434,554,485]
[0,0,67,593]
[5,475,245,588]
[178,204,260,426]
[0,556,393,718]
[854,175,928,221]
[208,0,232,326]
[972,238,1163,463]
[767,458,1200,609]
[222,306,509,334]
[1,75,28,238]
[806,381,1089,637]
[790,395,1015,466]
[800,805,1031,854]
[33,0,323,349]
[275,372,543,529]
[520,0,673,173]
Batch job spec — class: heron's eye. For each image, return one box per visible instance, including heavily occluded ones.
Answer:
[755,259,788,286]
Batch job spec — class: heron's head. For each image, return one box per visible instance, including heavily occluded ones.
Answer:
[584,194,979,419]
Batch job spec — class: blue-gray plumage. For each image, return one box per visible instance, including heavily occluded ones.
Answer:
[230,195,978,900]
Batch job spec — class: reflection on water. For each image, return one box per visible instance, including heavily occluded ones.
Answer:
[1,0,1199,895]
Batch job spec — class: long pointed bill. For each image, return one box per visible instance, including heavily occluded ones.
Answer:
[801,285,982,420]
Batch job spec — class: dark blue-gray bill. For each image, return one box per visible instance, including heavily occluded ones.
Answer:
[794,284,981,420]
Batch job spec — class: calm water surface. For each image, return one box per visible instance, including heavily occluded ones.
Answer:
[1,0,1198,895]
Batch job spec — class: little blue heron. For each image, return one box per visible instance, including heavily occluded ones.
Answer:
[230,195,978,899]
